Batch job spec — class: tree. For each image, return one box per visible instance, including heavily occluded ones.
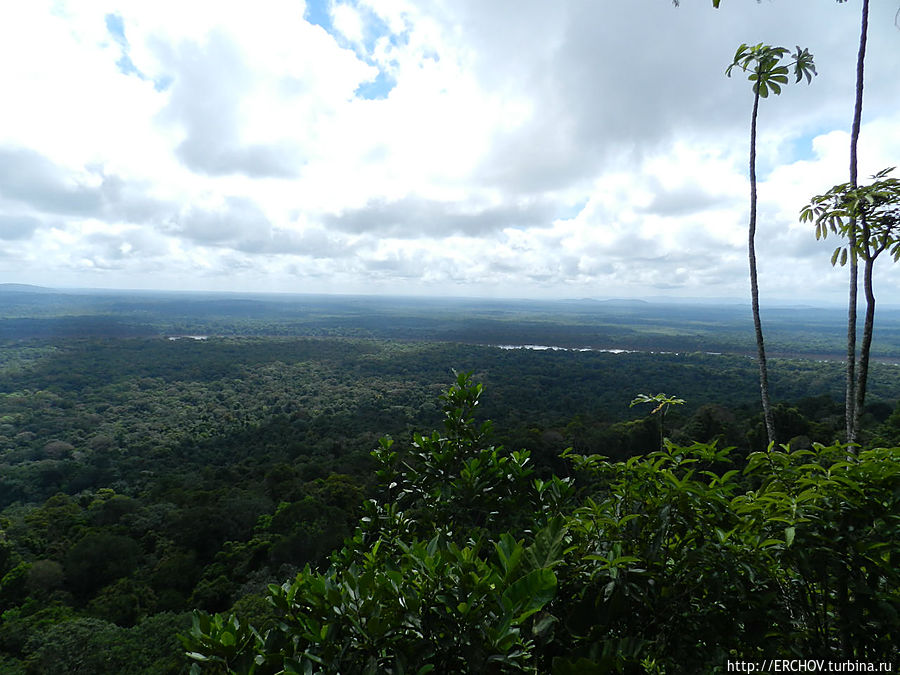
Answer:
[801,168,900,442]
[185,374,569,673]
[838,0,869,445]
[677,0,875,449]
[629,392,685,451]
[726,43,817,447]
[185,378,900,671]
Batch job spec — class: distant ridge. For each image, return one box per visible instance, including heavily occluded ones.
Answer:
[560,298,650,306]
[598,298,650,306]
[0,283,57,293]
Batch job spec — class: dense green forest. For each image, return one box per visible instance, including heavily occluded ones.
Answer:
[4,0,900,669]
[4,286,900,358]
[1,290,899,672]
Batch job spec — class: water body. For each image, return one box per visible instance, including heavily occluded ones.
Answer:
[494,344,677,355]
[491,344,900,368]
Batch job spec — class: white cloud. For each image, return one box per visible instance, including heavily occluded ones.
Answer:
[1,0,899,303]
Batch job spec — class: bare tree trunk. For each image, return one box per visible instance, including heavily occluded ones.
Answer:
[749,90,776,446]
[846,258,858,443]
[854,245,876,440]
[846,0,869,445]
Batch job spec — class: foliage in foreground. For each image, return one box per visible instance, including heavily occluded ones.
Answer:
[186,375,899,673]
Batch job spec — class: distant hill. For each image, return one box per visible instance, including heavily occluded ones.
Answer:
[559,298,650,307]
[597,298,650,307]
[0,283,57,294]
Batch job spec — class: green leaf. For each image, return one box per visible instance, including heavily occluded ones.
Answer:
[532,612,557,637]
[186,652,211,663]
[524,517,568,570]
[784,526,796,548]
[494,533,524,579]
[501,568,557,623]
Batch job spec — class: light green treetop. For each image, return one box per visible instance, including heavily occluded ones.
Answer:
[726,43,816,98]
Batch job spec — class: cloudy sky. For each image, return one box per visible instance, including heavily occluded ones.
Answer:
[1,0,898,302]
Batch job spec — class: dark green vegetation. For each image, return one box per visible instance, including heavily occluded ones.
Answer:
[1,289,899,672]
[187,376,900,673]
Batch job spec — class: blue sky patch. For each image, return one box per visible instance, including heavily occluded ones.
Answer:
[786,130,824,164]
[304,0,333,32]
[389,31,410,49]
[153,75,173,93]
[355,69,396,100]
[105,13,142,78]
[105,13,127,45]
[558,200,588,221]
[360,10,391,54]
[304,0,402,100]
[115,53,141,77]
[104,12,169,90]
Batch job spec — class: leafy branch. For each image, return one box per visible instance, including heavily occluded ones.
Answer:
[801,167,900,266]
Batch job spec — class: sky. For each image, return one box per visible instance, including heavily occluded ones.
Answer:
[0,0,898,303]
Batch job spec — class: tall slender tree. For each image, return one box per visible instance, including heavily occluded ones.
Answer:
[727,44,816,447]
[802,169,900,442]
[841,0,869,444]
[680,0,876,448]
